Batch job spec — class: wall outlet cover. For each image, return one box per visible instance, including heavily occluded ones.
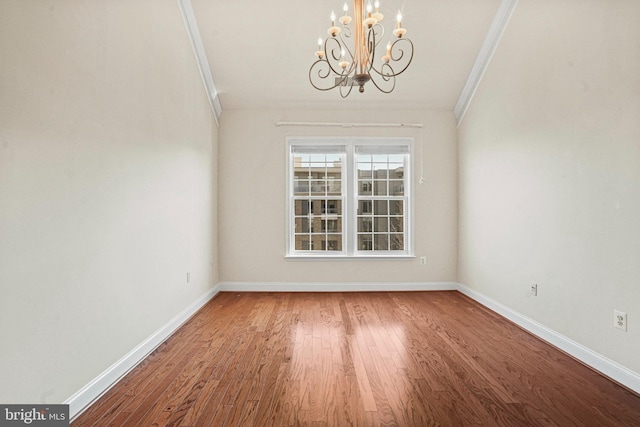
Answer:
[614,310,627,331]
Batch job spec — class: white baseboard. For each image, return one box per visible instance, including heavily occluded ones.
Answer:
[65,281,639,422]
[457,283,640,394]
[64,285,220,421]
[219,281,458,292]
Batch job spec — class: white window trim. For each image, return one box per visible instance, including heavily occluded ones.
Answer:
[286,136,415,260]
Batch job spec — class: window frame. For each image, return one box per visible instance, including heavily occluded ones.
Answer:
[286,137,414,259]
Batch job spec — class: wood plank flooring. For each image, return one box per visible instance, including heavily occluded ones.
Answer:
[72,292,640,426]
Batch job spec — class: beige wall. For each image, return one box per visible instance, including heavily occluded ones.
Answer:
[219,109,458,283]
[458,0,640,372]
[0,0,218,403]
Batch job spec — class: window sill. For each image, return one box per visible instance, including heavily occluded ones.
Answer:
[285,254,416,261]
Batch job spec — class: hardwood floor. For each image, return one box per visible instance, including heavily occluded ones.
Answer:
[72,292,640,426]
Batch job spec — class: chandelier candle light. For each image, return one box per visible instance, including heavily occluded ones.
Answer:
[310,0,414,97]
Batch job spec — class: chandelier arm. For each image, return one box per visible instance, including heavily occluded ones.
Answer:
[338,78,355,97]
[368,63,396,93]
[370,23,385,49]
[368,39,414,79]
[387,38,414,76]
[341,25,353,40]
[309,60,350,91]
[365,26,378,73]
[338,30,356,68]
[324,37,349,76]
[338,67,354,97]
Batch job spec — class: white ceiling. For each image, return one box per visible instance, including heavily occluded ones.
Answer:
[189,0,504,112]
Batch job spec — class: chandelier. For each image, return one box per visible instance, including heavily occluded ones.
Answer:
[309,0,414,97]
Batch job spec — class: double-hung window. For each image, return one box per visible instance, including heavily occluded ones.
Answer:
[287,137,413,258]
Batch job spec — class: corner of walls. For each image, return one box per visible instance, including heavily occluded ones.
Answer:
[454,0,519,127]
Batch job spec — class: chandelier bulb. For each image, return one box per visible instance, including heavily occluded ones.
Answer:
[340,1,351,25]
[315,37,325,58]
[393,10,406,37]
[364,1,377,27]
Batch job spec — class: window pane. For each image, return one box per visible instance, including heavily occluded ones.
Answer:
[294,200,310,215]
[358,217,373,232]
[389,200,403,215]
[294,180,309,195]
[389,168,404,179]
[357,155,372,180]
[325,235,342,251]
[374,217,388,232]
[296,238,310,250]
[325,154,342,164]
[294,168,309,179]
[373,163,388,179]
[322,218,342,232]
[389,180,404,196]
[387,154,404,164]
[322,199,341,214]
[311,180,325,195]
[294,154,310,164]
[359,181,372,195]
[374,200,388,215]
[311,200,323,214]
[390,234,404,250]
[295,217,310,233]
[374,234,388,250]
[358,169,373,179]
[327,179,341,195]
[373,180,388,196]
[358,200,372,214]
[358,234,373,251]
[390,217,403,232]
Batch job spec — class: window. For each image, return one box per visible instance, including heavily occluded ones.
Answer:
[287,138,412,258]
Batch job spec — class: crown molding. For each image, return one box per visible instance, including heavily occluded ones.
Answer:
[177,0,221,126]
[454,0,519,126]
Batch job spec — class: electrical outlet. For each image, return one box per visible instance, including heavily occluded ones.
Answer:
[419,256,426,265]
[530,283,538,296]
[614,310,627,331]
